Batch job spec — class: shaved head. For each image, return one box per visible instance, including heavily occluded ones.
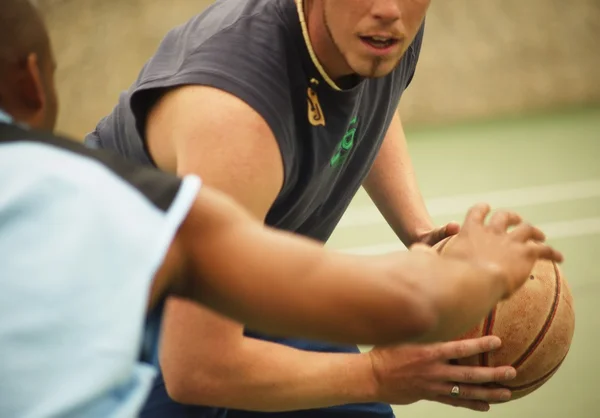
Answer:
[0,0,58,131]
[0,0,50,73]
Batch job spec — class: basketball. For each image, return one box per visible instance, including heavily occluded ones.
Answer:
[434,235,575,401]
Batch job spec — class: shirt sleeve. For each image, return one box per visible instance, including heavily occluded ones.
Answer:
[129,17,297,184]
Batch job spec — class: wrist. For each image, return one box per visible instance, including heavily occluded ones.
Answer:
[342,352,381,404]
[477,261,510,300]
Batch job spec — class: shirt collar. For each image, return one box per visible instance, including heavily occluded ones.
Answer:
[294,0,342,91]
[0,108,13,124]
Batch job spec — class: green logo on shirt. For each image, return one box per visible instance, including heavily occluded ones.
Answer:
[330,117,358,168]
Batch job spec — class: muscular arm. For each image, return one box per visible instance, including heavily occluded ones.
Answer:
[161,184,513,344]
[143,86,512,410]
[150,183,514,411]
[363,112,435,247]
[145,84,381,410]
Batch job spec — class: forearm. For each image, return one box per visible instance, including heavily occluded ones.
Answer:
[159,297,377,411]
[181,214,436,345]
[183,336,376,411]
[182,217,503,346]
[168,252,503,411]
[305,247,505,345]
[174,186,434,346]
[174,185,504,345]
[363,114,434,247]
[306,249,507,345]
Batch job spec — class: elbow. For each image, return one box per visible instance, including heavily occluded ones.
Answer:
[161,361,223,406]
[165,382,194,406]
[163,369,204,405]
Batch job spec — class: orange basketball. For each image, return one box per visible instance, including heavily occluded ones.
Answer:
[434,235,575,401]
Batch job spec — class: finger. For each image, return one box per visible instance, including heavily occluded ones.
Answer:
[426,227,449,246]
[445,221,461,237]
[436,364,517,384]
[527,242,564,263]
[430,222,460,246]
[510,223,546,242]
[429,382,512,403]
[463,203,491,229]
[433,336,502,361]
[488,210,522,232]
[433,396,491,412]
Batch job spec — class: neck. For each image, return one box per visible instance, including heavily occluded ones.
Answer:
[299,0,353,89]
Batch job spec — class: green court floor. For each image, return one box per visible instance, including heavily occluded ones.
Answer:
[327,106,600,418]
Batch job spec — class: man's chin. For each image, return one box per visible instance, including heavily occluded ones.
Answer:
[350,61,400,79]
[355,68,396,79]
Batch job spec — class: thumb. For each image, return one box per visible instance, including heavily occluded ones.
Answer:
[429,222,461,245]
[445,221,461,237]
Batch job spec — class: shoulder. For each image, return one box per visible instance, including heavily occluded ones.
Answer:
[138,0,300,80]
[192,0,293,42]
[130,0,298,118]
[0,131,201,315]
[0,126,200,215]
[141,0,295,77]
[127,0,304,180]
[131,0,304,154]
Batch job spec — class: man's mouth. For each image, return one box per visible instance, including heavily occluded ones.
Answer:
[359,36,399,50]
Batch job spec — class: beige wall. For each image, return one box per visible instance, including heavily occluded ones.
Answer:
[38,0,600,139]
[398,0,600,125]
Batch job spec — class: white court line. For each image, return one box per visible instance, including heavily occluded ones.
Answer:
[338,217,600,255]
[337,179,600,229]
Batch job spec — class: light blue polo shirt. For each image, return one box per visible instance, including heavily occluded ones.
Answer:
[0,112,201,417]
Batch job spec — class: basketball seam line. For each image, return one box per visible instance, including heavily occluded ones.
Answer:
[512,262,562,369]
[508,351,569,391]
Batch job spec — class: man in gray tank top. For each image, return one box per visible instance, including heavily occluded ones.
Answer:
[86,1,519,417]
